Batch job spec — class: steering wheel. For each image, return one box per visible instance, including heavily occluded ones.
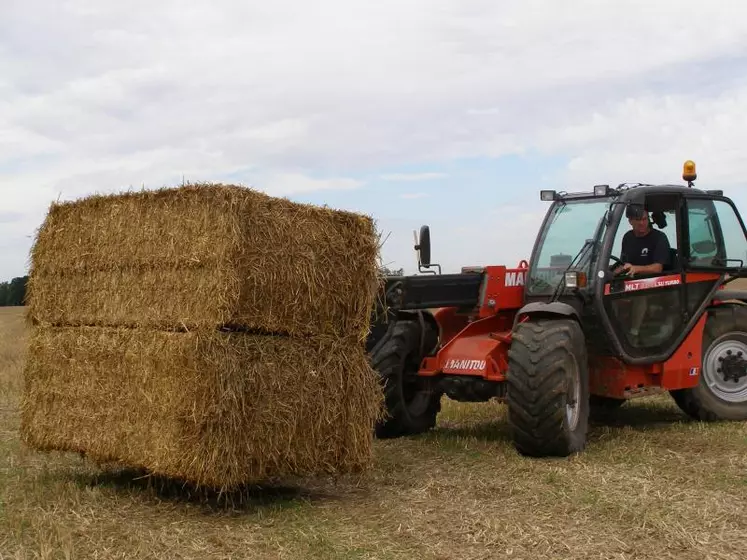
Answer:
[609,254,627,276]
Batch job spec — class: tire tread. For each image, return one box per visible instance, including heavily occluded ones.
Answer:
[372,320,441,438]
[507,318,589,457]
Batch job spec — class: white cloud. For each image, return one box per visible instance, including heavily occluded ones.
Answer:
[6,1,747,178]
[4,0,747,278]
[381,173,445,182]
[249,172,363,196]
[536,90,747,193]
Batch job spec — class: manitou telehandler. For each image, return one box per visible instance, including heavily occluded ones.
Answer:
[366,161,747,456]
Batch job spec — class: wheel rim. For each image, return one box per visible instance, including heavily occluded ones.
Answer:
[703,335,747,403]
[566,356,581,430]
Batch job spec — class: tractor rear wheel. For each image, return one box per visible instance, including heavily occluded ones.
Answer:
[371,318,442,438]
[670,305,747,421]
[507,318,590,457]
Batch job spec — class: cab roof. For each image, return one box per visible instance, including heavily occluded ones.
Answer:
[542,183,724,203]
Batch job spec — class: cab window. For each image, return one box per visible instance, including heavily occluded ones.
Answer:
[686,198,747,269]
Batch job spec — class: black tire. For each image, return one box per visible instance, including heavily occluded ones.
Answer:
[670,305,747,421]
[506,318,590,457]
[371,319,442,438]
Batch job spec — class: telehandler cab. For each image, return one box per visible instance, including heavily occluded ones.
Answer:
[367,161,747,456]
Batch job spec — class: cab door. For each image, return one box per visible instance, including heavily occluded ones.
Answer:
[601,197,687,359]
[600,192,747,363]
[681,194,747,315]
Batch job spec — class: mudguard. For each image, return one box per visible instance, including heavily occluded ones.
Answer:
[514,301,580,327]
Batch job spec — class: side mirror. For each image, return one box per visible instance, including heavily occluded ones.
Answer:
[692,240,717,255]
[415,225,431,267]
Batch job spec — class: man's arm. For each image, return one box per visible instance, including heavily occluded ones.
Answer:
[629,261,664,275]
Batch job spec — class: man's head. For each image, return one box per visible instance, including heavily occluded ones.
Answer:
[626,203,650,237]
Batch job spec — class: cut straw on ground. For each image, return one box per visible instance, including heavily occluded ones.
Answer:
[20,325,384,490]
[26,183,382,341]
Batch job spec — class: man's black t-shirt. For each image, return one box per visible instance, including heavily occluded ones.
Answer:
[621,228,671,268]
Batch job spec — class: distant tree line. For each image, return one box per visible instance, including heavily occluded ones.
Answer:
[379,267,404,276]
[0,276,28,306]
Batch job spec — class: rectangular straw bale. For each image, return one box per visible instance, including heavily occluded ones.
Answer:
[26,183,381,340]
[20,325,383,489]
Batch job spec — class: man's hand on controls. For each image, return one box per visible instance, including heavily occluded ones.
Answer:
[619,262,663,277]
[611,262,634,276]
[621,263,638,276]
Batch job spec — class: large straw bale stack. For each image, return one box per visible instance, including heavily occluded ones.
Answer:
[20,325,383,489]
[20,183,387,489]
[26,183,381,341]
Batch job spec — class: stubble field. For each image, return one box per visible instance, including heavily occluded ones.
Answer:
[1,306,746,559]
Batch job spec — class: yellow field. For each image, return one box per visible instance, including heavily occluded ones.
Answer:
[1,306,747,559]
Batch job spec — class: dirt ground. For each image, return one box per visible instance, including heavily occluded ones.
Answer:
[1,306,746,559]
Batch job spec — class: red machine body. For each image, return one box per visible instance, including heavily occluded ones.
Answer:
[418,263,524,383]
[416,263,725,401]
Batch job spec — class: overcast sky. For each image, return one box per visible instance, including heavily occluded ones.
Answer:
[3,0,747,279]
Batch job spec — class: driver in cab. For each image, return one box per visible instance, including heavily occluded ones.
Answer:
[614,203,671,277]
[612,203,673,344]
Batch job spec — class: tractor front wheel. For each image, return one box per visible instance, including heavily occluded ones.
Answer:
[507,318,590,457]
[371,318,442,438]
[671,305,747,421]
